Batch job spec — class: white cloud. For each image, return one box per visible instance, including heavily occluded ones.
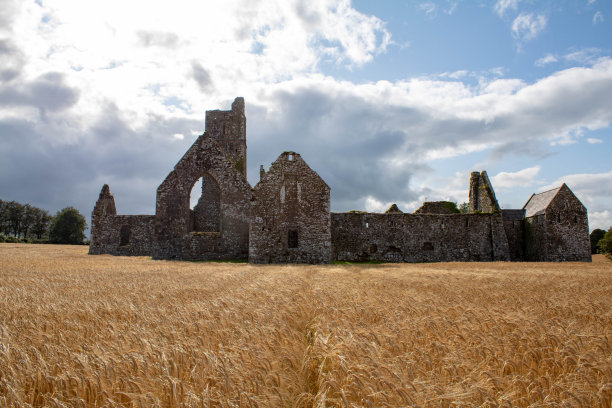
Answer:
[587,137,603,144]
[589,211,612,231]
[540,170,612,197]
[492,166,541,189]
[593,11,604,24]
[512,13,547,42]
[419,2,437,17]
[539,170,612,230]
[535,53,558,67]
[564,47,603,65]
[494,0,520,17]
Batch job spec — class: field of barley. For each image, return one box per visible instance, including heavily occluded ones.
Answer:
[0,244,611,407]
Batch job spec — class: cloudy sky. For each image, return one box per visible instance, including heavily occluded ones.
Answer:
[1,0,611,233]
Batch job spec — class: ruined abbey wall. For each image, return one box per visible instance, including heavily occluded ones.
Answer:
[469,171,500,213]
[153,135,251,261]
[331,212,510,263]
[249,152,331,264]
[90,97,590,264]
[501,209,526,261]
[205,97,247,177]
[89,215,154,256]
[524,185,591,262]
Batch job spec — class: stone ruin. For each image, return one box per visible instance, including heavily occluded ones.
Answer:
[90,98,591,263]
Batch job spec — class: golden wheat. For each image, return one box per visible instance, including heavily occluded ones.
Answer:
[0,244,610,407]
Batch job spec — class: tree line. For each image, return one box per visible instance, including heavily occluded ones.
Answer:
[591,227,612,259]
[0,199,87,244]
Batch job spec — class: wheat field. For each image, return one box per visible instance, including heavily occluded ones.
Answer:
[0,244,610,407]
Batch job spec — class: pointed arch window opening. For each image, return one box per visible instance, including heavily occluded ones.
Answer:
[189,173,221,233]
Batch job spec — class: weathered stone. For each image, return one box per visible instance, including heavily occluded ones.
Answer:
[331,212,510,262]
[502,209,526,261]
[468,171,500,213]
[522,184,591,262]
[89,185,154,256]
[89,98,590,263]
[385,204,403,214]
[153,134,252,260]
[414,201,459,214]
[249,152,331,264]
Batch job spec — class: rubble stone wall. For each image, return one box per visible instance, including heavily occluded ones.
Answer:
[468,171,500,213]
[249,152,331,263]
[88,215,154,256]
[153,134,251,260]
[204,97,247,177]
[543,186,591,261]
[331,212,510,262]
[502,219,525,261]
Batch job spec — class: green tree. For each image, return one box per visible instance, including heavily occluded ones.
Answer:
[21,204,38,239]
[31,208,52,239]
[6,201,24,238]
[590,228,606,254]
[0,199,7,235]
[49,207,87,244]
[458,202,469,214]
[597,227,612,259]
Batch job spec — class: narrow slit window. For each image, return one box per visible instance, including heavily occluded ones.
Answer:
[120,225,131,246]
[288,229,298,248]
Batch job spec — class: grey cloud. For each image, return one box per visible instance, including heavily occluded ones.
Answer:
[191,61,214,93]
[246,61,612,211]
[0,105,202,233]
[246,88,428,211]
[295,2,322,29]
[0,72,80,113]
[136,30,180,48]
[0,39,25,83]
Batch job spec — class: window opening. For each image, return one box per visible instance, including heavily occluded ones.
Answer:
[288,229,298,248]
[120,225,131,246]
[190,173,221,232]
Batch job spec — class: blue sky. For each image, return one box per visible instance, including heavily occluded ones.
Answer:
[0,0,611,231]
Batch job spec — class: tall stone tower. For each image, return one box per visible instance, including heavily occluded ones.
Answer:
[204,97,247,178]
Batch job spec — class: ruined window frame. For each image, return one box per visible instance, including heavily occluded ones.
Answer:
[288,229,298,249]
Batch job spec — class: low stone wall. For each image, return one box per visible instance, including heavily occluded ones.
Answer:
[331,212,510,262]
[88,215,154,256]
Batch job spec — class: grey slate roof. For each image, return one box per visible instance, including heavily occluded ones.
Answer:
[523,186,561,217]
[502,209,526,221]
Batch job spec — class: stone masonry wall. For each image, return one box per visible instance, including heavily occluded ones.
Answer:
[89,215,155,256]
[331,212,510,262]
[89,183,154,256]
[153,134,252,260]
[205,97,247,177]
[523,185,590,262]
[192,173,221,232]
[468,171,500,214]
[414,201,459,214]
[543,185,591,262]
[502,209,526,261]
[249,152,331,263]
